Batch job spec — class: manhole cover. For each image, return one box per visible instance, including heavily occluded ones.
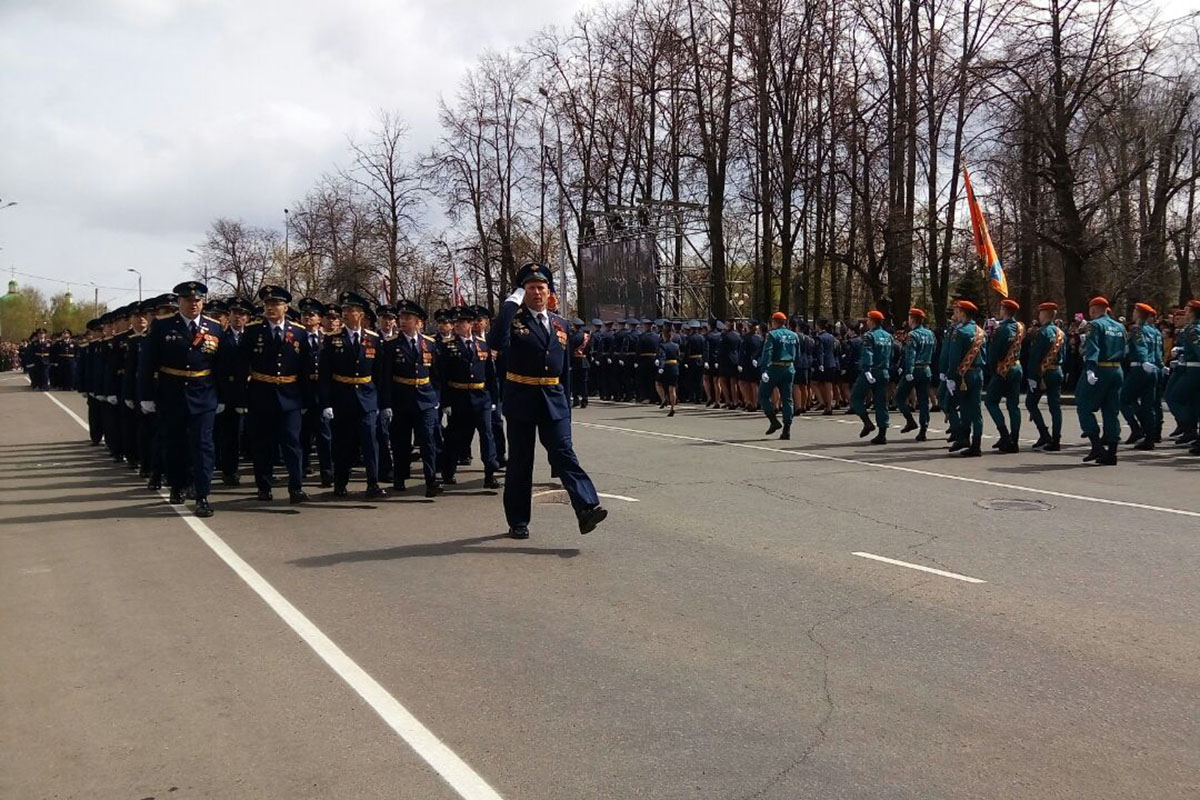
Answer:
[976,498,1054,512]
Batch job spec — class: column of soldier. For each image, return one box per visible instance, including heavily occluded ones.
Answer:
[573,296,1200,463]
[63,264,608,540]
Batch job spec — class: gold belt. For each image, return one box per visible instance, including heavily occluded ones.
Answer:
[1097,361,1121,368]
[392,376,431,386]
[506,372,560,386]
[639,352,657,357]
[250,371,298,384]
[770,361,793,367]
[448,381,485,390]
[688,355,703,360]
[663,360,678,365]
[160,367,211,378]
[333,374,371,385]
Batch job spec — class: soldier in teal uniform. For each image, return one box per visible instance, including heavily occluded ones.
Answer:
[1120,302,1164,449]
[944,300,986,457]
[1076,296,1127,465]
[984,298,1026,453]
[759,311,799,439]
[896,307,935,441]
[850,309,893,444]
[1026,301,1066,451]
[1166,299,1200,453]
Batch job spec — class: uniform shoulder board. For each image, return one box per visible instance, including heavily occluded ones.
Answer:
[202,315,220,323]
[423,334,437,342]
[246,320,263,327]
[363,329,378,336]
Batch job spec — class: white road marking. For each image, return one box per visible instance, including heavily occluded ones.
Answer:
[852,552,986,584]
[44,394,506,800]
[531,489,639,503]
[576,420,1200,519]
[45,392,90,429]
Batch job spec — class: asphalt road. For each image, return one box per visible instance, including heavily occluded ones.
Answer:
[2,372,1198,800]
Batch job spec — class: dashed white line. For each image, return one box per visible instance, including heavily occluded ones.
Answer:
[44,393,506,800]
[576,420,1200,519]
[852,552,986,584]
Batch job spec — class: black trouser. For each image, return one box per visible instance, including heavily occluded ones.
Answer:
[215,408,242,476]
[389,404,439,485]
[571,364,589,406]
[103,402,122,458]
[441,395,497,480]
[300,405,332,477]
[332,407,379,489]
[252,407,303,493]
[122,404,139,466]
[87,397,103,445]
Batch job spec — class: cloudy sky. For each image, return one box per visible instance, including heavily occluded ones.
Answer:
[0,0,592,308]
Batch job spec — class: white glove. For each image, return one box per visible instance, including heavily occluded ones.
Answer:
[737,365,743,373]
[491,403,496,410]
[444,406,451,418]
[817,365,824,373]
[761,372,770,383]
[938,372,945,382]
[1164,366,1171,375]
[618,360,624,366]
[605,358,611,364]
[655,359,661,367]
[301,408,308,415]
[704,362,710,369]
[751,360,758,368]
[1028,379,1037,392]
[865,372,876,385]
[216,403,226,413]
[380,408,393,424]
[1142,361,1156,374]
[235,407,247,415]
[124,399,134,409]
[106,395,118,405]
[140,400,156,414]
[505,287,526,305]
[1172,346,1183,357]
[904,374,913,383]
[657,368,663,375]
[945,376,957,395]
[321,407,334,420]
[1086,370,1098,386]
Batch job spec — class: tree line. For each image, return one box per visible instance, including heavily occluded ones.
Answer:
[192,0,1200,326]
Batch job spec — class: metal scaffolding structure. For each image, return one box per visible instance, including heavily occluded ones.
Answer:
[581,200,712,319]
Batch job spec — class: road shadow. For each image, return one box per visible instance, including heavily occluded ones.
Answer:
[290,532,580,567]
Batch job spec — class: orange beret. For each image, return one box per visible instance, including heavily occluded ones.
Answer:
[908,307,925,319]
[1000,299,1020,310]
[955,300,979,313]
[1188,299,1200,311]
[1089,296,1110,308]
[771,311,787,322]
[1037,302,1058,312]
[1133,302,1156,315]
[867,310,885,321]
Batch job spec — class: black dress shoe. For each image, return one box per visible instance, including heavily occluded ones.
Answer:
[332,486,348,497]
[1043,438,1061,451]
[289,490,310,504]
[168,489,183,504]
[577,505,608,535]
[858,420,876,438]
[667,408,675,417]
[148,476,162,491]
[185,486,196,500]
[780,424,790,440]
[765,420,782,435]
[869,431,888,445]
[442,476,457,485]
[914,428,928,442]
[484,475,501,490]
[509,526,530,540]
[256,489,273,501]
[457,456,472,466]
[319,472,334,488]
[365,485,387,500]
[425,483,443,498]
[900,420,918,434]
[194,498,214,518]
[392,480,407,492]
[221,473,240,487]
[1133,438,1156,450]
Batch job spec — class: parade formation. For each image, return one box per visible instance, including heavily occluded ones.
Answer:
[22,273,1199,532]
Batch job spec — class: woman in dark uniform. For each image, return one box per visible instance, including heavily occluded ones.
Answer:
[656,335,682,417]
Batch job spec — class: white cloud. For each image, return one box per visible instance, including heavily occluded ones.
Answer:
[0,0,590,307]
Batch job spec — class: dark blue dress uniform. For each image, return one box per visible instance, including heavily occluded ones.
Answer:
[122,319,149,473]
[380,306,442,495]
[636,324,660,401]
[298,300,334,487]
[216,316,250,484]
[26,334,51,390]
[656,339,681,386]
[569,321,591,408]
[437,326,500,485]
[105,317,133,463]
[139,284,224,514]
[318,317,386,495]
[487,263,604,538]
[237,296,309,500]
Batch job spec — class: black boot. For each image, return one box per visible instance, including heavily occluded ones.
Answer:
[869,429,888,445]
[958,433,982,457]
[1043,436,1061,452]
[780,423,790,440]
[1123,423,1143,445]
[915,426,928,442]
[1133,437,1156,451]
[1031,428,1050,450]
[900,416,918,434]
[194,497,214,518]
[765,416,782,436]
[858,415,876,438]
[948,435,968,452]
[993,424,1010,449]
[1083,434,1102,463]
[1098,442,1118,466]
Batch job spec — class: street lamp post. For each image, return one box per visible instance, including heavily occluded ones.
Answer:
[186,248,208,284]
[127,268,142,301]
[283,208,290,293]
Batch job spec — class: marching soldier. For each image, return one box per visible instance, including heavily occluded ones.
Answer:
[570,318,591,408]
[1120,302,1164,449]
[143,293,179,489]
[1075,296,1126,465]
[319,291,387,499]
[215,298,252,485]
[81,319,105,446]
[740,321,764,411]
[298,298,334,487]
[1026,302,1066,451]
[718,320,741,409]
[759,311,799,439]
[139,281,224,518]
[374,303,399,485]
[944,300,986,457]
[438,307,501,489]
[655,325,681,417]
[487,263,606,540]
[896,308,935,440]
[379,299,443,497]
[984,298,1026,453]
[850,310,893,444]
[104,306,132,463]
[122,300,152,474]
[237,285,310,503]
[1166,299,1200,453]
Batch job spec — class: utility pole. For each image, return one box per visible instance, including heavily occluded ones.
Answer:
[283,208,290,292]
[127,268,142,301]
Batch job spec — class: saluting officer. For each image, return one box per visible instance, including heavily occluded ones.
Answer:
[1026,302,1066,451]
[896,308,935,440]
[984,298,1026,453]
[139,281,224,518]
[379,299,443,497]
[1076,296,1127,465]
[488,263,606,540]
[319,291,387,499]
[237,285,310,504]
